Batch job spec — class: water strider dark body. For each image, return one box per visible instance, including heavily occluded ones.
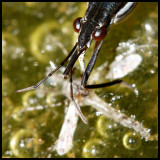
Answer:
[15,2,137,123]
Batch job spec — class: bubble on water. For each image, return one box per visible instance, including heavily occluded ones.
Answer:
[82,138,106,158]
[122,132,141,150]
[10,129,40,158]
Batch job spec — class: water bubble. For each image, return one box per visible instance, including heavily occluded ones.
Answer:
[10,129,40,158]
[82,138,106,158]
[96,115,118,138]
[122,132,141,150]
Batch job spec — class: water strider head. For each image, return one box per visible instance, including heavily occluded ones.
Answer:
[73,17,107,51]
[63,2,137,78]
[73,2,137,52]
[72,2,120,52]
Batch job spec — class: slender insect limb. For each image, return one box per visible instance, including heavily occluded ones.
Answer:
[69,68,88,124]
[81,40,103,87]
[84,79,123,89]
[63,46,87,78]
[81,40,122,89]
[78,51,86,73]
[15,43,78,93]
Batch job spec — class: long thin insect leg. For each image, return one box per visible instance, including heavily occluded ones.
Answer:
[69,68,87,124]
[81,40,122,89]
[84,79,122,89]
[63,46,87,78]
[15,43,78,93]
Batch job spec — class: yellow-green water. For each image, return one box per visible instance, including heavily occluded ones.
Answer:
[2,2,158,158]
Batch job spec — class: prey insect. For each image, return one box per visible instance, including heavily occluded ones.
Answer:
[15,2,137,124]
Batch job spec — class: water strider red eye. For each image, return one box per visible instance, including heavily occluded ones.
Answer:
[73,17,82,33]
[92,26,107,41]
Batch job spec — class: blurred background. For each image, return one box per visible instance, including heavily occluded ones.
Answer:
[2,2,158,158]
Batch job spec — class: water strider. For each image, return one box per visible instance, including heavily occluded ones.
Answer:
[15,2,137,124]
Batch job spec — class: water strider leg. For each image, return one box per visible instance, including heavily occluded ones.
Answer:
[81,40,122,89]
[69,68,88,124]
[63,46,87,78]
[15,43,78,93]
